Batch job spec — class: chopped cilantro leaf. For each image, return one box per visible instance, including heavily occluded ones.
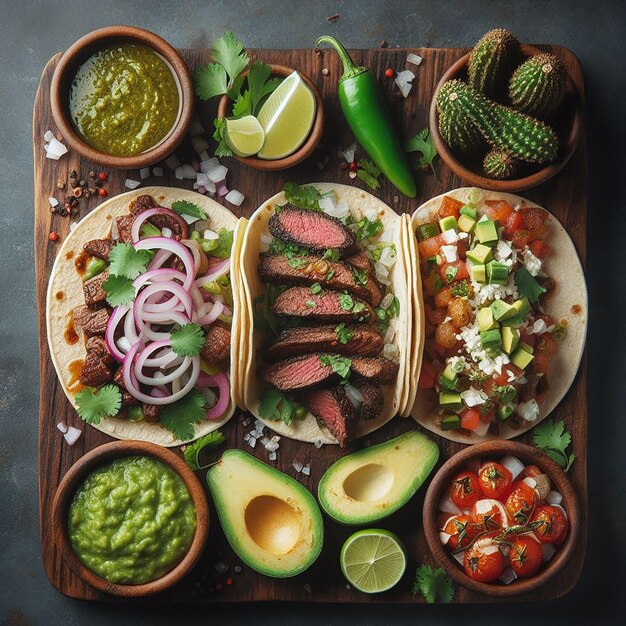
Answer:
[102,274,135,307]
[387,295,401,318]
[213,117,233,157]
[183,431,225,471]
[211,32,249,86]
[411,564,454,604]
[357,216,383,241]
[338,293,354,311]
[171,200,207,221]
[246,61,283,115]
[259,387,298,425]
[75,384,122,424]
[451,280,469,297]
[210,228,234,259]
[445,265,459,283]
[288,257,307,269]
[320,354,352,380]
[532,418,576,472]
[356,158,381,190]
[406,128,439,178]
[322,248,340,262]
[170,323,205,357]
[269,239,309,258]
[108,243,152,279]
[335,323,354,344]
[306,299,316,308]
[515,266,546,304]
[352,267,368,287]
[159,389,207,441]
[232,89,252,117]
[283,182,333,210]
[352,301,366,314]
[310,282,322,295]
[194,62,230,100]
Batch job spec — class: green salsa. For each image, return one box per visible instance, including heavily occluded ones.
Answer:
[68,456,196,584]
[69,43,179,156]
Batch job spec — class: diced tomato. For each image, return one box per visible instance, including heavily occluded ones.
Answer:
[512,229,530,249]
[519,329,537,348]
[520,206,548,230]
[425,305,446,326]
[532,354,550,374]
[460,408,480,430]
[529,239,551,258]
[494,364,523,386]
[434,286,452,308]
[535,333,558,357]
[418,361,436,388]
[527,226,548,242]
[456,237,469,259]
[439,260,469,283]
[484,199,514,224]
[503,211,525,238]
[418,234,444,258]
[482,377,497,396]
[435,195,463,221]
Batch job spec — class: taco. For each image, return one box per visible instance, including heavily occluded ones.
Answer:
[409,187,587,442]
[46,187,245,447]
[240,183,410,447]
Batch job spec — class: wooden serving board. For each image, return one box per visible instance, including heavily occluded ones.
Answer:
[35,46,587,603]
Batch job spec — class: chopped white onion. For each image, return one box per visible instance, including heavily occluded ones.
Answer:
[474,418,490,436]
[384,325,395,344]
[56,421,68,433]
[383,343,400,362]
[191,136,210,154]
[318,195,337,212]
[452,551,465,566]
[501,455,525,480]
[117,336,132,352]
[225,189,245,207]
[174,166,184,180]
[162,227,173,238]
[208,164,228,183]
[439,531,451,545]
[406,53,423,66]
[260,233,272,252]
[48,197,58,208]
[200,157,220,174]
[46,137,68,157]
[64,426,82,445]
[182,164,197,179]
[499,567,517,585]
[152,167,164,177]
[395,76,413,98]
[268,451,277,461]
[165,154,181,169]
[125,179,142,190]
[546,490,563,506]
[196,172,210,188]
[69,221,78,231]
[439,494,462,515]
[292,460,303,473]
[139,167,151,180]
[203,229,219,240]
[44,130,55,142]
[344,384,364,409]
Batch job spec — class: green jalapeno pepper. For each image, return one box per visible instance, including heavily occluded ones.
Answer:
[316,35,417,198]
[82,257,108,282]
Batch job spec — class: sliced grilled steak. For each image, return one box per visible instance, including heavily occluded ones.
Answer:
[84,238,115,261]
[351,356,399,383]
[83,270,109,307]
[143,403,161,423]
[269,205,355,253]
[86,336,115,367]
[355,382,384,420]
[272,287,375,323]
[300,386,356,448]
[114,367,139,406]
[79,351,113,387]
[264,353,333,391]
[74,306,110,336]
[114,214,134,243]
[200,323,231,363]
[259,254,382,306]
[265,324,384,361]
[129,194,158,216]
[344,249,375,274]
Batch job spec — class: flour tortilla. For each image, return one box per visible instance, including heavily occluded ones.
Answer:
[409,188,588,443]
[240,183,410,444]
[46,187,244,447]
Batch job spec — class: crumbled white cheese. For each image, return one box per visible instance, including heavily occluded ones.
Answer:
[495,239,513,261]
[458,321,511,375]
[460,386,489,407]
[448,355,468,372]
[441,229,459,244]
[517,399,540,421]
[440,244,458,263]
[522,248,542,276]
[532,318,548,335]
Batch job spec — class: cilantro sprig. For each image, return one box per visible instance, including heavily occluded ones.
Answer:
[334,323,354,344]
[259,387,299,425]
[411,564,454,604]
[171,200,207,221]
[102,274,136,307]
[108,243,152,279]
[532,418,576,471]
[320,354,352,380]
[406,128,439,178]
[183,431,225,471]
[283,182,333,210]
[356,158,381,190]
[171,323,205,357]
[75,385,122,424]
[515,266,546,303]
[159,389,207,441]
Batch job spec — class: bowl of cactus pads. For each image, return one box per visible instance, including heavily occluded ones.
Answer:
[429,29,583,192]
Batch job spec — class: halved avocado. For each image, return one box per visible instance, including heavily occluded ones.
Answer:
[207,449,324,578]
[317,431,439,525]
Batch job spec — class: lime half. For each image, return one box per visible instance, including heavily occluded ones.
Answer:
[256,71,316,160]
[340,529,407,594]
[224,115,265,157]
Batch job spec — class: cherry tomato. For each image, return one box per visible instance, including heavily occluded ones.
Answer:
[508,536,543,578]
[531,505,568,544]
[478,462,513,499]
[505,481,538,524]
[470,499,508,531]
[384,67,394,78]
[460,408,480,431]
[464,541,505,582]
[443,514,478,551]
[450,471,481,509]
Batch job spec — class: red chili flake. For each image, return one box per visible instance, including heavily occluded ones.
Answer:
[384,67,394,78]
[225,577,233,586]
[98,188,108,197]
[349,162,359,172]
[49,231,59,242]
[98,172,107,181]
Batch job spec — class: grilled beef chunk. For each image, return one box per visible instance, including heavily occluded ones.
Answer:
[355,382,384,420]
[114,214,134,243]
[344,249,375,274]
[114,368,139,406]
[272,287,375,323]
[74,306,110,336]
[265,324,384,361]
[259,254,382,306]
[79,351,113,387]
[200,324,231,363]
[83,238,115,261]
[143,403,161,423]
[129,193,188,238]
[301,386,356,447]
[86,336,115,367]
[351,356,399,383]
[269,205,355,254]
[83,270,109,307]
[264,353,333,391]
[129,194,157,216]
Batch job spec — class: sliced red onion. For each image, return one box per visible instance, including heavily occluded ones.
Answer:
[198,371,230,420]
[196,300,224,326]
[135,344,192,385]
[194,258,230,289]
[189,284,206,309]
[134,282,192,317]
[144,346,179,369]
[200,157,220,174]
[216,181,229,197]
[106,305,132,362]
[133,267,186,291]
[131,208,188,243]
[135,237,196,290]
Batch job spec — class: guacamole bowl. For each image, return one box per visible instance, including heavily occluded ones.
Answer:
[52,440,208,597]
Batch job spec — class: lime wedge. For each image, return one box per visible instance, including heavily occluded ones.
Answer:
[340,529,407,594]
[224,115,265,157]
[256,71,316,160]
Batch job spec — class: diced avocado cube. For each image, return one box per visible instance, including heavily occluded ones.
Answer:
[439,362,458,391]
[458,214,476,233]
[498,385,517,404]
[439,216,458,232]
[466,243,493,265]
[440,413,462,430]
[439,391,463,410]
[490,299,517,321]
[477,307,498,331]
[480,328,502,350]
[501,314,525,328]
[511,347,535,370]
[512,297,531,318]
[497,404,515,421]
[487,260,509,285]
[460,204,478,219]
[475,218,499,244]
[471,264,487,283]
[502,326,520,354]
[519,341,535,354]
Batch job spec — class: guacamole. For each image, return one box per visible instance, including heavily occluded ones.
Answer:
[69,43,179,156]
[68,456,196,584]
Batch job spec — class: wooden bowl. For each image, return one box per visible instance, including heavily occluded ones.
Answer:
[51,440,209,597]
[217,64,324,170]
[429,44,583,192]
[422,440,580,597]
[50,26,194,169]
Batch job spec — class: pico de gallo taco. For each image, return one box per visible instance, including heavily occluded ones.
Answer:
[240,182,411,446]
[46,187,246,446]
[409,188,586,442]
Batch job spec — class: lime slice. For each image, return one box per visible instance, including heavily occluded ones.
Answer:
[256,71,316,160]
[224,115,265,157]
[340,529,407,594]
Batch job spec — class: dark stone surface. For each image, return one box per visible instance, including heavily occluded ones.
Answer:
[0,0,623,624]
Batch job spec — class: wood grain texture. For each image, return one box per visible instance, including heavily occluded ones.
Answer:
[35,46,587,603]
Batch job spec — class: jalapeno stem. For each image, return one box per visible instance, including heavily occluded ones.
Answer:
[316,36,368,80]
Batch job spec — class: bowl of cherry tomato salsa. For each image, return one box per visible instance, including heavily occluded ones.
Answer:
[423,440,580,596]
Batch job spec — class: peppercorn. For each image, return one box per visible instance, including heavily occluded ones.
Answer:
[57,181,65,190]
[64,202,72,212]
[49,206,56,213]
[49,231,59,242]
[70,196,79,206]
[79,179,86,187]
[98,172,107,181]
[89,171,95,179]
[339,161,348,170]
[384,67,394,78]
[71,207,79,216]
[73,187,82,198]
[69,170,77,179]
[349,161,359,172]
[98,188,108,197]
[321,68,329,76]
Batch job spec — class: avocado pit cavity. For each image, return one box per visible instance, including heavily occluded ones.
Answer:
[343,463,395,502]
[245,495,301,554]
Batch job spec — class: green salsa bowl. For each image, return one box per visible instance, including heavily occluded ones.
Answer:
[50,25,194,169]
[52,440,209,597]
